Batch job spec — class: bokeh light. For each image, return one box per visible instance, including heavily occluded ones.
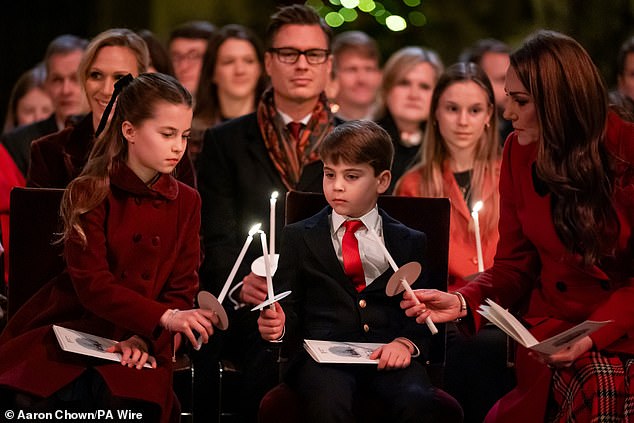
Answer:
[358,0,376,12]
[409,11,427,26]
[340,0,360,8]
[403,0,421,6]
[339,7,358,21]
[386,14,407,31]
[325,11,345,26]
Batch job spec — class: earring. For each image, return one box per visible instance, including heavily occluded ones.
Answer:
[485,122,490,129]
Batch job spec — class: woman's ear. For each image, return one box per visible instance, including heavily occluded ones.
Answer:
[376,170,392,194]
[121,121,135,144]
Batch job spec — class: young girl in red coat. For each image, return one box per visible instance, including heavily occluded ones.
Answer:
[0,73,217,422]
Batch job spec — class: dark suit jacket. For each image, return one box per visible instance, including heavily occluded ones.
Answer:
[276,206,432,365]
[28,113,196,189]
[197,112,326,293]
[1,114,58,176]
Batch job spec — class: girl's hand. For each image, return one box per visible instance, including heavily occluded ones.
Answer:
[400,289,463,324]
[258,302,285,341]
[529,336,594,368]
[370,340,412,370]
[160,308,219,347]
[106,335,157,369]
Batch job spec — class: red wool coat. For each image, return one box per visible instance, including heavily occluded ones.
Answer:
[395,160,500,289]
[0,144,25,283]
[0,164,201,423]
[460,112,634,423]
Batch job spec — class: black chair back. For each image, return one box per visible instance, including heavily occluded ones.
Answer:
[8,187,64,319]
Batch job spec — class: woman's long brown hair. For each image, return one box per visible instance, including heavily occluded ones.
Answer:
[512,30,619,266]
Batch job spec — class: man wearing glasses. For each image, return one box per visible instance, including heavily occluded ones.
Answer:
[196,5,335,421]
[168,20,215,96]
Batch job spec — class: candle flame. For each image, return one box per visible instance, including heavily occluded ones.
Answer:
[472,200,483,213]
[271,191,279,200]
[249,223,262,236]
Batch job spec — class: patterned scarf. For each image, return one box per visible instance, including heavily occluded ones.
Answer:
[257,88,334,190]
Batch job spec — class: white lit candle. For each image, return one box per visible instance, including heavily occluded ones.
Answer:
[269,191,279,259]
[471,201,484,273]
[259,231,275,309]
[218,224,261,304]
[368,227,438,335]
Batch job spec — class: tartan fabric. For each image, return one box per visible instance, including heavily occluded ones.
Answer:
[548,351,634,422]
[257,88,334,190]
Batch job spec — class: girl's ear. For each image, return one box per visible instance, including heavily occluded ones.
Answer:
[121,121,135,144]
[376,170,392,195]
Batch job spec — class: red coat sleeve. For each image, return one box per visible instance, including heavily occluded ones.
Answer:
[460,136,540,331]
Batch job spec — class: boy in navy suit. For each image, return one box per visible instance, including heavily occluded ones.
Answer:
[258,120,439,422]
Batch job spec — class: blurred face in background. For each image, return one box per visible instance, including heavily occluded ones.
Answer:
[334,51,381,113]
[45,50,86,123]
[213,38,262,101]
[479,51,510,112]
[170,37,207,94]
[386,62,436,131]
[16,87,54,126]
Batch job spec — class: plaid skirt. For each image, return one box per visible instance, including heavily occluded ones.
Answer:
[547,351,634,422]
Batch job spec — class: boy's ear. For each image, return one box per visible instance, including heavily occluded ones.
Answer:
[376,170,391,194]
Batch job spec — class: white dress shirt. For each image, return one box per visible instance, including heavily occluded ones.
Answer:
[330,206,390,288]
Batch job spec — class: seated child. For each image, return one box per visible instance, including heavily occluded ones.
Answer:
[258,120,441,422]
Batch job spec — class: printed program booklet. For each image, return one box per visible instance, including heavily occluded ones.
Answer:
[53,325,154,368]
[477,299,610,355]
[303,339,384,364]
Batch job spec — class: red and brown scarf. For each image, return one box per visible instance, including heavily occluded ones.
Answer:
[257,88,334,190]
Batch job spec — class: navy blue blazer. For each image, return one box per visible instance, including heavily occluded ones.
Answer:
[276,206,432,362]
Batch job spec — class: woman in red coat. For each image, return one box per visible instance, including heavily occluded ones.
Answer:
[0,73,217,423]
[403,30,634,422]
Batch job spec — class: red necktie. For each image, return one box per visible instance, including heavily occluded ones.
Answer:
[342,220,366,292]
[287,122,303,140]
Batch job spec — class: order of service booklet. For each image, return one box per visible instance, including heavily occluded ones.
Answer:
[53,325,153,368]
[477,299,611,355]
[303,339,385,364]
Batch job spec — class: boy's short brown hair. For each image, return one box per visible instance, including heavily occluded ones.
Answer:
[319,120,394,176]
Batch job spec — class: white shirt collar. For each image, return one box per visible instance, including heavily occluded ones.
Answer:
[278,109,312,126]
[331,205,381,234]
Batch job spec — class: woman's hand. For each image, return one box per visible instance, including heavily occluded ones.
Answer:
[529,336,594,368]
[370,340,411,370]
[160,308,219,347]
[400,289,464,324]
[106,335,157,370]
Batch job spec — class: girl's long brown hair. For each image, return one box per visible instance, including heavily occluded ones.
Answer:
[512,30,618,265]
[60,73,192,246]
[411,62,501,234]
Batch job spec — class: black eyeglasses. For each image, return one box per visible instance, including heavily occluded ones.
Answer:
[268,47,330,65]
